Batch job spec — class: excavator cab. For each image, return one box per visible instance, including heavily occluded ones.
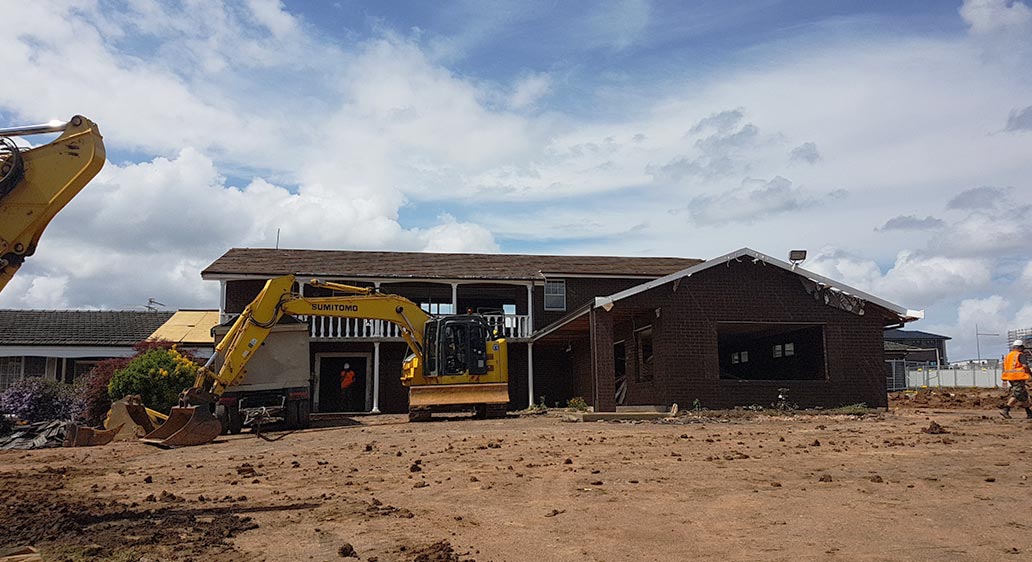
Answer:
[423,316,493,377]
[408,315,509,418]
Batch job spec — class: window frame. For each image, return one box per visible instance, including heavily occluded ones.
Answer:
[543,279,567,311]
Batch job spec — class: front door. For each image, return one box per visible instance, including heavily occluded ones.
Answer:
[316,355,369,412]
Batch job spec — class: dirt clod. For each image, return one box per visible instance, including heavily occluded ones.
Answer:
[338,543,358,558]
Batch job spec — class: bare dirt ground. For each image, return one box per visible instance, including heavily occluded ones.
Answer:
[3,389,1031,562]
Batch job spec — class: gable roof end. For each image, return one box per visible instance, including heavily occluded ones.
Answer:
[595,247,923,322]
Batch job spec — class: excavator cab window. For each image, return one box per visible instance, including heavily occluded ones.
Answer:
[468,324,488,375]
[441,322,468,375]
[424,321,438,374]
[425,318,490,377]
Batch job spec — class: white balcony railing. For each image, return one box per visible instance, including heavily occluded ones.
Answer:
[298,314,532,340]
[483,314,532,340]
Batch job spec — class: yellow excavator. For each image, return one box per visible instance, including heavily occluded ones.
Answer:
[141,274,510,447]
[0,116,105,293]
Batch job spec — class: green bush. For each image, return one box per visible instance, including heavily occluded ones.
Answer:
[108,347,199,414]
[566,396,589,411]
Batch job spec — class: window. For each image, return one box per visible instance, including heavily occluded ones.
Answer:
[0,357,23,392]
[544,280,566,311]
[24,356,47,377]
[717,323,826,381]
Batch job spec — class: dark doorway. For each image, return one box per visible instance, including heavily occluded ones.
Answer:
[317,356,368,412]
[614,342,627,405]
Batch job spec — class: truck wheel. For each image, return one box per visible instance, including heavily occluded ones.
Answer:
[227,405,243,435]
[408,407,431,422]
[216,404,243,434]
[285,400,300,429]
[215,405,230,435]
[297,399,311,429]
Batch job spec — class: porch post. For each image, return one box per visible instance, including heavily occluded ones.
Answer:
[590,307,616,412]
[451,283,458,314]
[526,284,534,337]
[219,280,228,324]
[527,342,535,408]
[372,341,381,413]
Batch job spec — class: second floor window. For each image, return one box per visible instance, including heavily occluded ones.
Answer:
[544,279,566,311]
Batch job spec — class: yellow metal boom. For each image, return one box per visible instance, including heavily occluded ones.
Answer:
[0,116,105,292]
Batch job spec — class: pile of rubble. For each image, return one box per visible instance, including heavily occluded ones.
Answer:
[0,420,68,450]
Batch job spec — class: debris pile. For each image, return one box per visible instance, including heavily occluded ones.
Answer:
[0,420,67,450]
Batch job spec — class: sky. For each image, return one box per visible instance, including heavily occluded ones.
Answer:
[1,0,1030,361]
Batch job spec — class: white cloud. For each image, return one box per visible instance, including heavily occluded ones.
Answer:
[509,73,552,110]
[960,0,1032,35]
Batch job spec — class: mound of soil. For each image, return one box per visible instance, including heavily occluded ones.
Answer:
[889,388,1006,410]
[0,467,257,560]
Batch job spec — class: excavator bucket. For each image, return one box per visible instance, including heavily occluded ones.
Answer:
[105,397,156,440]
[140,406,222,448]
[408,382,510,408]
[63,422,122,447]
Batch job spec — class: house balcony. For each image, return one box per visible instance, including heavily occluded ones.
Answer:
[298,314,533,342]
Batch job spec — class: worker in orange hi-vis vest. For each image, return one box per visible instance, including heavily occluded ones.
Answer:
[1000,340,1032,419]
[340,363,356,409]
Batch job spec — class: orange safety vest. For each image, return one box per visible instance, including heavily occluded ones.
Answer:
[1002,350,1031,381]
[340,369,356,390]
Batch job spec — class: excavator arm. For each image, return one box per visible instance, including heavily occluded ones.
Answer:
[142,274,509,447]
[0,116,105,293]
[205,275,432,395]
[142,274,434,446]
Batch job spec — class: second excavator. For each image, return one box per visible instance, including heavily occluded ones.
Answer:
[142,274,510,447]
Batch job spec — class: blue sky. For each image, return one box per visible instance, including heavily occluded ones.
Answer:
[1,0,1030,360]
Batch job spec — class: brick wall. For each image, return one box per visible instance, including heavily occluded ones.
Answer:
[546,259,891,410]
[534,278,647,330]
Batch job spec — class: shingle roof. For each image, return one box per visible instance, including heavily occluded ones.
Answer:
[0,310,175,346]
[201,248,702,281]
[884,329,951,341]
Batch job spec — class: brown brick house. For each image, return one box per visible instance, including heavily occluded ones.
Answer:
[201,247,921,413]
[533,248,923,410]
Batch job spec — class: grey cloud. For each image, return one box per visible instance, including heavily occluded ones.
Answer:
[646,155,735,183]
[1005,105,1032,131]
[688,108,744,134]
[789,142,821,164]
[654,110,761,183]
[673,176,847,226]
[876,215,945,232]
[946,186,1011,210]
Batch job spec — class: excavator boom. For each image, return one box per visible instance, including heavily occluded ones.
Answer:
[0,116,105,293]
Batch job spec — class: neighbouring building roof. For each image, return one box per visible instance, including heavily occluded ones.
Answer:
[884,329,951,341]
[884,340,925,353]
[148,310,220,346]
[0,310,175,346]
[201,248,702,281]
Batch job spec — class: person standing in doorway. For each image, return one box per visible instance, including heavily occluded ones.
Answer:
[1001,340,1032,419]
[340,363,356,411]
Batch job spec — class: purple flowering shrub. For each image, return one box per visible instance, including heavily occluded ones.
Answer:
[0,377,80,423]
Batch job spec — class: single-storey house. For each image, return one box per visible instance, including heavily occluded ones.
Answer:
[0,310,174,391]
[202,246,921,413]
